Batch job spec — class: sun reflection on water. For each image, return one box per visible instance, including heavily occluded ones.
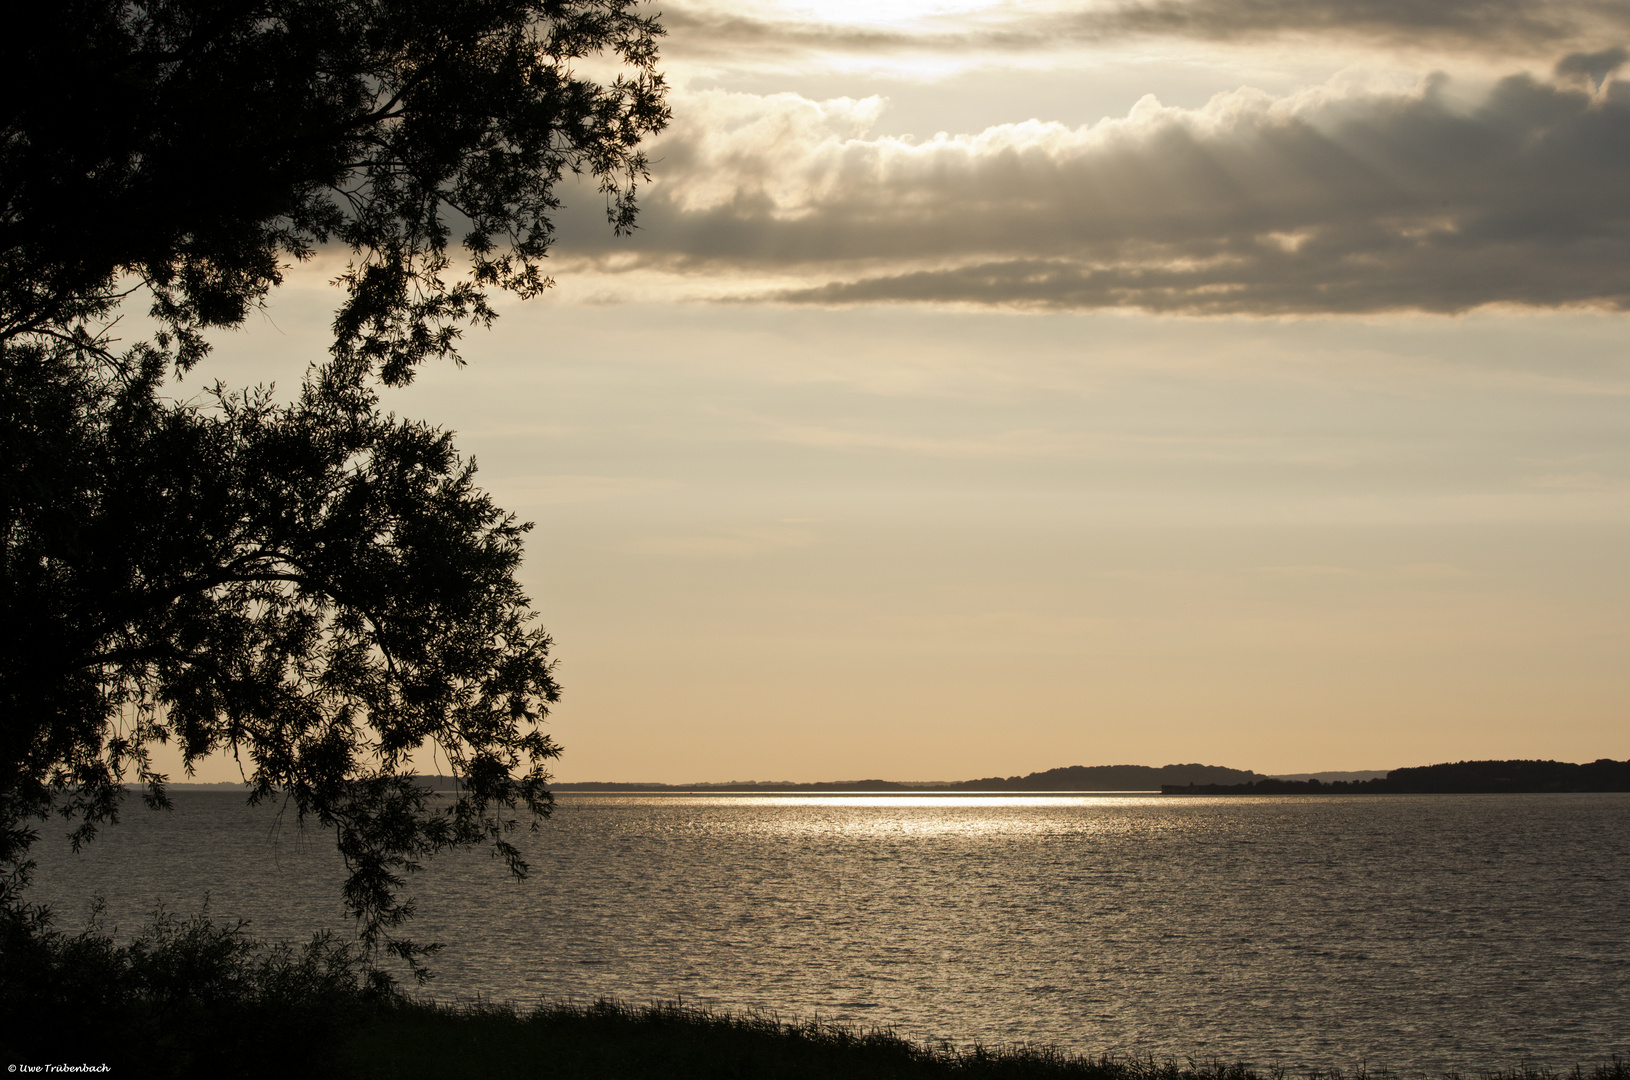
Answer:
[570,792,1162,807]
[642,792,1159,809]
[560,791,1188,838]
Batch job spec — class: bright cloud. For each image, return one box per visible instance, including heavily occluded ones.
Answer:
[563,56,1630,314]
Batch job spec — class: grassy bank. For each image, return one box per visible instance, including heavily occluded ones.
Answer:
[4,906,1625,1080]
[335,999,1630,1080]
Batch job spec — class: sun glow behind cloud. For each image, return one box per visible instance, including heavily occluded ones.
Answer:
[558,62,1630,314]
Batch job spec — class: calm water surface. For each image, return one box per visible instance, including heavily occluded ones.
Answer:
[29,791,1630,1072]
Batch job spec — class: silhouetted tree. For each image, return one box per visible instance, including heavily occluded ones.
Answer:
[1,0,668,970]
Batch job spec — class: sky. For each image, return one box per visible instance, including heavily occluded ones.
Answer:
[185,0,1629,783]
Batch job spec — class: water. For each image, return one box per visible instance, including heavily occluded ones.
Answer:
[27,791,1630,1073]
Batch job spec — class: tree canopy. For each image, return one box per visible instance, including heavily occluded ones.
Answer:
[1,0,669,969]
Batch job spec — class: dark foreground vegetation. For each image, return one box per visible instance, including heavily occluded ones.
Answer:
[4,906,1627,1080]
[1163,759,1630,795]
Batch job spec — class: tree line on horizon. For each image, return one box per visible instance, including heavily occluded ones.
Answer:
[537,758,1630,793]
[1162,758,1630,795]
[546,763,1263,791]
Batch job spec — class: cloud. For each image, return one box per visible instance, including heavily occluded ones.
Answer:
[1553,44,1630,88]
[662,0,1630,60]
[1251,563,1470,580]
[577,68,1630,314]
[486,474,684,506]
[626,526,816,558]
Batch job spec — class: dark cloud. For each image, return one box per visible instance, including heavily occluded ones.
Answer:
[1554,45,1629,87]
[773,238,1630,314]
[1095,0,1624,50]
[664,0,1630,59]
[571,71,1630,314]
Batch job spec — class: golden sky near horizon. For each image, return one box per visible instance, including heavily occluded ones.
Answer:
[173,0,1630,784]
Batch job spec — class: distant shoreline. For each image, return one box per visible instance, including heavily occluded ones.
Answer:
[1162,757,1630,795]
[159,758,1630,795]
